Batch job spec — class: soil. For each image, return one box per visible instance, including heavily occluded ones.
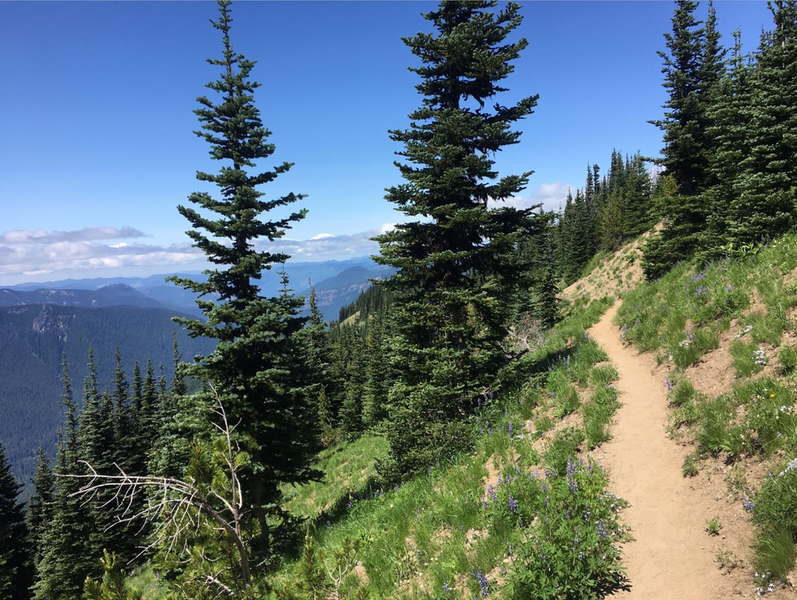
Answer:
[588,302,795,600]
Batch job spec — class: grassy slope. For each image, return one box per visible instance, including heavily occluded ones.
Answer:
[272,296,630,599]
[614,234,797,591]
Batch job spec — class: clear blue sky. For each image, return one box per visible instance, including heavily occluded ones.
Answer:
[0,1,773,285]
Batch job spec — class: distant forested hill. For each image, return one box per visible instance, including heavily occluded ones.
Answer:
[0,304,215,488]
[0,284,173,310]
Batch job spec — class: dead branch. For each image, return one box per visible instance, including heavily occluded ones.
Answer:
[60,384,252,593]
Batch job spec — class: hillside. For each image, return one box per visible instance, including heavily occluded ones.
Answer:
[0,304,215,487]
[243,235,797,599]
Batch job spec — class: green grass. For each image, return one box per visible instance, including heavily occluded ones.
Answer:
[616,234,797,367]
[730,340,765,378]
[270,296,628,599]
[282,435,390,520]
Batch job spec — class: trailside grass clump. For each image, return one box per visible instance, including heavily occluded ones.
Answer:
[752,456,797,581]
[272,297,628,599]
[617,233,797,368]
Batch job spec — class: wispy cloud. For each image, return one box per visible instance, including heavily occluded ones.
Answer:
[0,226,145,244]
[488,181,573,213]
[0,226,205,281]
[0,226,383,283]
[260,230,380,260]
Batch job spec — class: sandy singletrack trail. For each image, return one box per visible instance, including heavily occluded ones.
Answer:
[588,302,730,599]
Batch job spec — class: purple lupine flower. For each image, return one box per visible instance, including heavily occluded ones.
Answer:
[474,569,490,597]
[598,521,607,539]
[508,421,513,436]
[665,379,673,390]
[743,496,755,511]
[508,494,518,514]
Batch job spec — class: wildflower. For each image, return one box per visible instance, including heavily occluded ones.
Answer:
[508,421,513,436]
[665,379,673,390]
[743,496,755,511]
[754,348,767,365]
[778,456,797,477]
[472,569,490,597]
[508,494,518,514]
[598,521,607,539]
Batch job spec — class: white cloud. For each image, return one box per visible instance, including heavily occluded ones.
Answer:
[0,225,383,283]
[0,227,207,282]
[259,230,380,261]
[0,226,145,244]
[488,181,573,213]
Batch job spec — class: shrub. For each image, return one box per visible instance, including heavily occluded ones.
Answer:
[669,377,698,407]
[705,515,721,536]
[506,459,627,600]
[730,340,764,378]
[777,345,797,375]
[682,453,699,477]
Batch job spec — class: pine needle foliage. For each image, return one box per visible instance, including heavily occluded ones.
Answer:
[0,442,30,599]
[168,0,320,563]
[374,1,540,480]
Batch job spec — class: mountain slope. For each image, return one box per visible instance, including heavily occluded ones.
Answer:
[0,304,215,487]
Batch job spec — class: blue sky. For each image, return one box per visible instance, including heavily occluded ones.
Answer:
[0,1,774,285]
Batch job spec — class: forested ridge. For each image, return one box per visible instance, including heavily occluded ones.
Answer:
[3,1,797,598]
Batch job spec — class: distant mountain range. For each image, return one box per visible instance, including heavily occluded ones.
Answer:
[0,257,394,489]
[4,256,393,321]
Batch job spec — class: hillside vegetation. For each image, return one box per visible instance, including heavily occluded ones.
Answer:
[265,297,630,599]
[614,234,797,593]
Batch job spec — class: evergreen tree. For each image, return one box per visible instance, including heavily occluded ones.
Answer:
[728,0,797,247]
[169,0,320,561]
[26,446,54,571]
[0,441,31,599]
[699,30,754,257]
[644,0,725,278]
[374,1,538,480]
[35,358,96,600]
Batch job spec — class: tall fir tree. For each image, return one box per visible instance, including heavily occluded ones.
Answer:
[169,0,320,562]
[374,1,539,479]
[699,30,753,257]
[728,0,797,247]
[26,446,54,572]
[34,358,96,600]
[0,441,31,600]
[644,0,725,278]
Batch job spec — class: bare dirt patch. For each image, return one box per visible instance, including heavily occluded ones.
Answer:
[561,235,649,304]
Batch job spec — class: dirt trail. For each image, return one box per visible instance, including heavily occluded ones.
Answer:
[589,302,730,599]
